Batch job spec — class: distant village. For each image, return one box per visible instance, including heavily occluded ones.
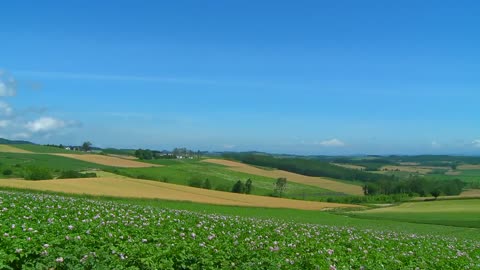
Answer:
[43,144,203,160]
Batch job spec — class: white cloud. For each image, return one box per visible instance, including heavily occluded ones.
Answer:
[0,70,17,97]
[0,119,10,128]
[316,138,346,147]
[0,101,12,116]
[431,140,440,148]
[223,144,236,149]
[472,139,480,148]
[26,117,66,133]
[12,132,31,139]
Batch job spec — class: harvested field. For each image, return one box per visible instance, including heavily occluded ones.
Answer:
[444,170,461,175]
[399,162,420,166]
[380,165,433,174]
[458,164,480,170]
[53,154,161,168]
[460,189,480,197]
[332,163,365,170]
[203,159,364,195]
[0,144,33,153]
[0,178,359,210]
[106,154,138,160]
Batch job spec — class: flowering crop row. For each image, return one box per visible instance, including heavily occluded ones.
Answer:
[0,191,479,269]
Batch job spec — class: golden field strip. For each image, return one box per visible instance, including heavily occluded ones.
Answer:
[0,177,359,210]
[0,145,33,153]
[53,154,161,168]
[332,163,365,170]
[203,159,364,195]
[380,165,436,174]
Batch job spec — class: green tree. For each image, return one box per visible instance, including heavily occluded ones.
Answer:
[245,178,253,194]
[203,178,212,190]
[451,162,458,170]
[82,141,92,152]
[232,180,245,193]
[274,177,287,197]
[135,149,153,160]
[431,189,441,200]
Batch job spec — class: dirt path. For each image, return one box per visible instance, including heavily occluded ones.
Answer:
[203,159,364,195]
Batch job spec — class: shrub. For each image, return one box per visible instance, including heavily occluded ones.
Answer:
[214,184,230,192]
[24,166,53,180]
[2,169,13,176]
[232,180,245,193]
[202,179,212,189]
[188,178,203,188]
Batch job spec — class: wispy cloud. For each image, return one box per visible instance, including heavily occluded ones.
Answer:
[25,117,67,133]
[0,101,13,116]
[223,144,236,149]
[0,70,80,141]
[0,120,10,128]
[15,70,219,86]
[472,139,480,148]
[0,70,17,97]
[315,138,346,147]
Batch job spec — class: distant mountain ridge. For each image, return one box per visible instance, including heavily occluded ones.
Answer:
[0,138,35,145]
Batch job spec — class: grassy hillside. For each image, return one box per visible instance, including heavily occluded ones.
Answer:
[12,144,83,154]
[0,138,34,145]
[107,159,341,200]
[352,199,480,228]
[0,152,110,178]
[101,148,136,156]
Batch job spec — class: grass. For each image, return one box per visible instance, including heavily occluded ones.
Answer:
[0,152,110,178]
[101,148,135,156]
[109,160,342,200]
[352,199,480,228]
[203,158,364,195]
[0,177,358,210]
[11,144,83,154]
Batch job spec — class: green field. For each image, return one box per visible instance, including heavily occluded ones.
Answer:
[352,199,480,228]
[0,151,342,201]
[2,187,478,241]
[109,159,340,199]
[11,144,83,154]
[0,188,479,269]
[0,152,110,178]
[101,148,136,156]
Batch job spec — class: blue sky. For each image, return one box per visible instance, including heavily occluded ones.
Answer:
[1,1,479,155]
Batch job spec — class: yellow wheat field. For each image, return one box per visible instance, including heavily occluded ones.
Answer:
[203,159,364,195]
[332,163,365,170]
[0,177,360,210]
[53,154,161,168]
[0,145,33,153]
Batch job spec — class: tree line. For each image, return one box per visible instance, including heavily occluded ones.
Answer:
[223,153,465,197]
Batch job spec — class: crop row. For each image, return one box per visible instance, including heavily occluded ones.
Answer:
[0,191,479,269]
